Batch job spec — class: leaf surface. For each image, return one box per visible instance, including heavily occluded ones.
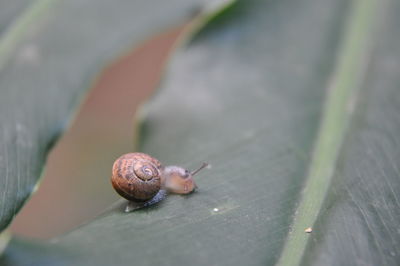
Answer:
[2,0,400,265]
[0,0,213,231]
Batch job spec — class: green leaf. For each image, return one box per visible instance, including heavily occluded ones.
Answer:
[0,0,213,232]
[3,0,400,265]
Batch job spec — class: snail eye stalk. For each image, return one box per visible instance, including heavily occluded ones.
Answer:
[191,162,209,176]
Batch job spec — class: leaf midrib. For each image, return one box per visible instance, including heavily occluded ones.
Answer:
[276,0,378,265]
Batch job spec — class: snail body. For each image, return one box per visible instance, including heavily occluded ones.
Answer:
[111,152,207,212]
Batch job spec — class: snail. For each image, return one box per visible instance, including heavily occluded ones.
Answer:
[111,152,208,212]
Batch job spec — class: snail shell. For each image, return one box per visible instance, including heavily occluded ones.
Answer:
[111,152,163,201]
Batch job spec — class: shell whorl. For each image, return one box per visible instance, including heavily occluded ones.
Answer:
[111,153,163,201]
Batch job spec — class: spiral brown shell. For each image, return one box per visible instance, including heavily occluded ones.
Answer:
[111,153,163,201]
